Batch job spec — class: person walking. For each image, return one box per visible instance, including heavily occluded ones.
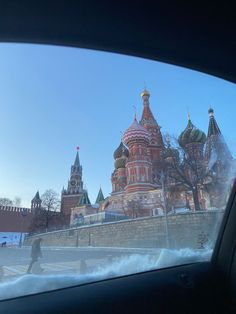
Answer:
[27,238,43,274]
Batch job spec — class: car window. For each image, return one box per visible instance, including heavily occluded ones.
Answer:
[0,43,235,300]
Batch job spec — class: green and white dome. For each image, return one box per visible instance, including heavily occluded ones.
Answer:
[178,118,206,147]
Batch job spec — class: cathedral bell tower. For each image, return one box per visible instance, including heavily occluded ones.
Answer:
[123,115,155,192]
[140,89,165,184]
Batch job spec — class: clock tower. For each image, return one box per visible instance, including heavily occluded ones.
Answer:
[61,149,86,224]
[67,151,84,194]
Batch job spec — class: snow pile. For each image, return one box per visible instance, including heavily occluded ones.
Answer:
[0,247,212,300]
[0,232,25,246]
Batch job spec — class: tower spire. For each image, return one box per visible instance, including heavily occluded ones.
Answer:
[63,148,84,195]
[132,104,137,121]
[205,107,232,162]
[95,187,105,204]
[187,112,191,121]
[78,191,91,206]
[207,108,221,137]
[140,89,164,150]
[31,191,42,210]
[74,147,80,166]
[140,89,157,125]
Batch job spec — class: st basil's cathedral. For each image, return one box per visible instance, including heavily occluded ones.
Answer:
[104,89,235,217]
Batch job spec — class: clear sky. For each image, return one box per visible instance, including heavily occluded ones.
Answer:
[0,43,235,207]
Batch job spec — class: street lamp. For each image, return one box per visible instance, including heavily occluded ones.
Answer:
[160,171,170,248]
[19,208,28,248]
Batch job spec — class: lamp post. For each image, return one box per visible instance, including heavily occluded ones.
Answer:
[19,208,28,248]
[160,171,170,248]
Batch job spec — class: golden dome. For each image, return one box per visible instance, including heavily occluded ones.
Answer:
[140,88,150,97]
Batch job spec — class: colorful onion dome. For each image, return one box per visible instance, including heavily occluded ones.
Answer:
[178,117,206,147]
[123,116,150,145]
[115,157,126,169]
[208,107,214,115]
[113,141,129,159]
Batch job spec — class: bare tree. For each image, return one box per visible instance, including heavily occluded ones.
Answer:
[41,189,60,231]
[163,135,210,211]
[13,197,21,207]
[30,189,61,233]
[41,189,60,212]
[0,196,22,207]
[124,199,146,218]
[0,198,13,206]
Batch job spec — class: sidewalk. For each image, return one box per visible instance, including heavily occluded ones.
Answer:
[1,258,103,281]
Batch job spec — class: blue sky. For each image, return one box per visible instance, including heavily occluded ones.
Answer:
[0,44,235,207]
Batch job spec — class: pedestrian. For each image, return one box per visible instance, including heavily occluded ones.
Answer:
[27,238,43,274]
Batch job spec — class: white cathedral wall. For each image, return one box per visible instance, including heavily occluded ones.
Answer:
[106,189,164,216]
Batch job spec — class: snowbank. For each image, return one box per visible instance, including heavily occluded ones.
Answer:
[0,247,212,300]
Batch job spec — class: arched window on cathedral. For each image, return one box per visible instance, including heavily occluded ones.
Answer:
[130,168,135,182]
[140,167,145,182]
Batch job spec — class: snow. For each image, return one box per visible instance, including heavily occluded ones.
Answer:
[167,208,190,215]
[0,233,26,246]
[0,247,211,300]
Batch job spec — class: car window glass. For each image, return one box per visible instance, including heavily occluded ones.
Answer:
[0,43,235,300]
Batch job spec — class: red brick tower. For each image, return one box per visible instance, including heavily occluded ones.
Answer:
[61,150,86,222]
[140,89,165,185]
[123,115,155,192]
[31,191,42,210]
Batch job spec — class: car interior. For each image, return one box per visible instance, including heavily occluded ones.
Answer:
[0,1,236,313]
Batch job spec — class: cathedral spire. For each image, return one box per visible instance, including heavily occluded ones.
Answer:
[140,89,157,125]
[78,191,91,206]
[207,108,221,137]
[95,187,105,204]
[140,89,164,150]
[205,107,232,163]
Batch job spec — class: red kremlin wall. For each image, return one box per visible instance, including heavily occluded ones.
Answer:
[0,206,33,232]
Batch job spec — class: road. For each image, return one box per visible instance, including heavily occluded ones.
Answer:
[0,246,159,279]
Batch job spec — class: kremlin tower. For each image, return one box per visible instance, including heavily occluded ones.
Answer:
[61,150,87,223]
[31,191,42,210]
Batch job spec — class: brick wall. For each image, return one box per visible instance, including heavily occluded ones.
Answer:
[24,210,224,249]
[0,207,33,232]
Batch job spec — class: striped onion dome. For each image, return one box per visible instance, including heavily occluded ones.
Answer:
[178,118,206,147]
[123,116,150,145]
